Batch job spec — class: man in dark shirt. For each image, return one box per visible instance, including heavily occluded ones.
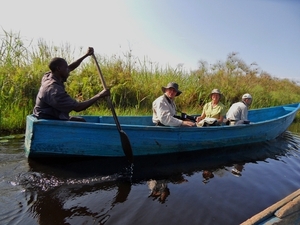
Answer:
[33,47,110,121]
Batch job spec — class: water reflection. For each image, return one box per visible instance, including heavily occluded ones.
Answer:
[231,164,244,177]
[202,170,214,183]
[16,171,133,224]
[201,163,247,184]
[147,180,170,203]
[8,131,300,224]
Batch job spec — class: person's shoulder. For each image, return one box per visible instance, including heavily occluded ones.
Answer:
[228,102,239,109]
[218,102,225,107]
[153,95,163,105]
[153,95,164,101]
[43,73,63,86]
[42,72,54,81]
[231,101,242,106]
[204,102,211,108]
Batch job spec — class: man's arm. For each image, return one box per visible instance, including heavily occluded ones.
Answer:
[240,107,248,121]
[73,89,110,112]
[68,47,94,72]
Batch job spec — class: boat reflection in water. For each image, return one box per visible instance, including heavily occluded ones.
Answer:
[17,130,300,225]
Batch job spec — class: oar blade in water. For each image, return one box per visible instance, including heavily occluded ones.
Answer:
[119,130,134,163]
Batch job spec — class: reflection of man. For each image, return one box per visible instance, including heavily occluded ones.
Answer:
[202,170,214,184]
[231,164,244,177]
[147,180,170,203]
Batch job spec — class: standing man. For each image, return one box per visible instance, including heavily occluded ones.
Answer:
[33,47,110,121]
[226,93,253,125]
[152,82,195,127]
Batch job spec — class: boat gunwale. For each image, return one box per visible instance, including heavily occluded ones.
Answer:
[27,103,300,131]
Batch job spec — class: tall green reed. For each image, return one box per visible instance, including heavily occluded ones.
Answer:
[0,30,299,135]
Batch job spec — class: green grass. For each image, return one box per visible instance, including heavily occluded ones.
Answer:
[1,29,300,135]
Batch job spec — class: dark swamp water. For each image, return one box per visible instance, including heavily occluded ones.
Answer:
[1,123,300,225]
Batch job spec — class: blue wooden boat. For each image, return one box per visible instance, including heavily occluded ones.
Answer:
[24,103,300,158]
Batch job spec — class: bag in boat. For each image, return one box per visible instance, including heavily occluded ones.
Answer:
[197,118,218,127]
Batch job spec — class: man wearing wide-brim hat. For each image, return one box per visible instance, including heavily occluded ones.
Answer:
[226,93,253,125]
[152,82,195,127]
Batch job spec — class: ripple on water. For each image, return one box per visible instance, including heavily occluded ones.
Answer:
[0,130,300,225]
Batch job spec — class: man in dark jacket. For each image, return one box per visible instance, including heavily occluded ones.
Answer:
[33,47,109,121]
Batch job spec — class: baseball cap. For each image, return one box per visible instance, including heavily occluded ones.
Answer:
[242,93,252,99]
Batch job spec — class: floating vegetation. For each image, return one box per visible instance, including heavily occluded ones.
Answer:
[0,134,25,143]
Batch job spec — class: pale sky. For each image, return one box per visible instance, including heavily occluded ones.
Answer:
[1,0,299,82]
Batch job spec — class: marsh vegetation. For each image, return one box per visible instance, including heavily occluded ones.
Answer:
[1,30,299,134]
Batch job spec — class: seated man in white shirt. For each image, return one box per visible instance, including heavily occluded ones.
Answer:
[152,82,195,127]
[226,93,253,125]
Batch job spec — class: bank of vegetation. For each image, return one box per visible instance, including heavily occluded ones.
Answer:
[1,30,300,135]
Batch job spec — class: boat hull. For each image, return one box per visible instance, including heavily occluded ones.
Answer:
[24,103,300,157]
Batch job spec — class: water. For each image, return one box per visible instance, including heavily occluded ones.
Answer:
[0,124,300,225]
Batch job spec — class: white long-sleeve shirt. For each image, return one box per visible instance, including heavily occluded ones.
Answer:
[152,94,183,126]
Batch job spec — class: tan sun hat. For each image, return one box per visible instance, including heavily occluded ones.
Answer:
[161,82,182,96]
[210,89,222,97]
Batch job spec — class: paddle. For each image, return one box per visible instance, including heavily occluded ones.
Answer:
[92,54,133,163]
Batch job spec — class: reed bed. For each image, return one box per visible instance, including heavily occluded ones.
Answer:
[1,30,300,135]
